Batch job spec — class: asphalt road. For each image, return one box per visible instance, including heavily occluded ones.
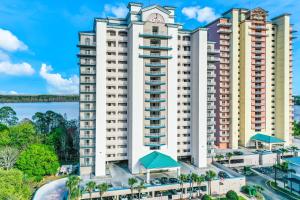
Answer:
[246,175,290,200]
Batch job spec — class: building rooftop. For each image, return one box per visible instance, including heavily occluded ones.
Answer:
[139,151,179,169]
[284,157,300,166]
[251,133,285,144]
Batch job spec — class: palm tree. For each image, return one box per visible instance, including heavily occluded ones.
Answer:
[273,164,280,185]
[136,180,146,200]
[191,173,198,190]
[214,154,224,163]
[254,185,264,194]
[290,146,299,157]
[97,183,109,200]
[66,175,81,200]
[288,169,296,193]
[205,170,216,196]
[226,152,234,167]
[85,181,96,200]
[128,177,138,200]
[279,148,288,162]
[179,174,187,199]
[195,175,205,197]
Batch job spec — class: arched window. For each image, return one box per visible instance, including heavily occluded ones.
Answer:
[85,38,90,45]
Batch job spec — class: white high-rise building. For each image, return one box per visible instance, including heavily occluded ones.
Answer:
[78,2,217,177]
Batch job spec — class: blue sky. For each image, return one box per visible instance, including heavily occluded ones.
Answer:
[0,0,299,95]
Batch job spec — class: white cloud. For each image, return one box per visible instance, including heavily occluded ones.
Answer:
[0,90,18,95]
[39,63,79,94]
[0,61,35,76]
[104,4,127,18]
[182,6,219,23]
[0,28,28,52]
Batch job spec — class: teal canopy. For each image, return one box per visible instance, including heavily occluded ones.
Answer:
[251,133,284,144]
[139,151,180,169]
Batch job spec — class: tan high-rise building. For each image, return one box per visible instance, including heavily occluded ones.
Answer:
[206,8,294,149]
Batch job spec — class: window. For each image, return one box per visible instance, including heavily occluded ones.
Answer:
[152,26,158,34]
[85,38,90,45]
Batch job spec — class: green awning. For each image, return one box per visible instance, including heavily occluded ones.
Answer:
[251,133,285,144]
[139,151,180,169]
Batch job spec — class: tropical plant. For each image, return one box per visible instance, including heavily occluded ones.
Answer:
[0,106,18,126]
[128,177,138,199]
[205,170,216,196]
[201,194,212,200]
[86,181,96,200]
[226,152,234,167]
[226,190,239,200]
[179,174,188,198]
[195,174,205,197]
[214,154,224,163]
[136,180,146,200]
[289,146,299,157]
[97,183,109,200]
[16,144,60,181]
[190,173,198,191]
[279,148,289,161]
[66,175,81,200]
[0,146,19,170]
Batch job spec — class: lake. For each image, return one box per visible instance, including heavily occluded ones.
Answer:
[0,102,299,122]
[0,102,79,120]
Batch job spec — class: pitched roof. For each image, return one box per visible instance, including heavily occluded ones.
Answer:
[139,151,180,169]
[251,133,285,143]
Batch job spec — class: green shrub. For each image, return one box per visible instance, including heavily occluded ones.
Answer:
[226,190,239,200]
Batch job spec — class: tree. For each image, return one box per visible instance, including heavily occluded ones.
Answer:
[66,175,81,200]
[85,181,96,200]
[97,183,109,200]
[179,174,187,199]
[191,173,198,191]
[293,121,300,136]
[201,194,212,200]
[214,154,224,163]
[226,190,239,200]
[9,121,41,149]
[205,170,216,196]
[0,146,19,170]
[289,146,299,157]
[128,177,138,199]
[0,124,11,146]
[16,144,60,180]
[195,175,205,197]
[0,106,18,126]
[0,168,31,200]
[279,148,288,162]
[226,152,234,167]
[136,180,146,200]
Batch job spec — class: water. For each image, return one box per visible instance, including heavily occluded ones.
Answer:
[0,102,299,122]
[295,105,300,122]
[0,102,79,121]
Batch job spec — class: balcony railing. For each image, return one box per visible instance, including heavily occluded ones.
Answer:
[144,133,166,138]
[145,63,165,67]
[145,115,166,120]
[139,54,172,59]
[145,81,166,85]
[145,98,166,103]
[145,107,166,111]
[139,45,172,50]
[139,33,172,39]
[145,72,166,77]
[145,90,166,94]
[145,124,166,129]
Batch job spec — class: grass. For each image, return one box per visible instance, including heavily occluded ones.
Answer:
[267,181,300,200]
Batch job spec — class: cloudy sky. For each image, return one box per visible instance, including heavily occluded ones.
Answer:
[0,0,299,95]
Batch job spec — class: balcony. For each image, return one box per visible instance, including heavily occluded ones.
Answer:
[145,72,166,77]
[145,81,166,85]
[145,116,166,120]
[139,45,172,50]
[139,33,172,39]
[145,142,166,147]
[250,32,268,37]
[77,42,96,48]
[217,22,232,27]
[145,124,166,129]
[80,126,95,130]
[251,26,268,30]
[145,98,166,103]
[217,29,232,34]
[145,63,165,67]
[208,57,220,62]
[208,49,220,54]
[144,133,166,138]
[139,54,172,59]
[77,52,96,57]
[145,90,166,94]
[80,134,95,139]
[145,107,166,111]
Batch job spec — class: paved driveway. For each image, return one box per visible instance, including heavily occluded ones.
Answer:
[33,178,68,200]
[246,175,289,200]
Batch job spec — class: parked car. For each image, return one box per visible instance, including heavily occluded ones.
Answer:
[160,177,169,184]
[169,177,179,184]
[151,178,162,185]
[218,171,230,178]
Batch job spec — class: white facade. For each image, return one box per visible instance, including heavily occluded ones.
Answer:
[78,3,217,177]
